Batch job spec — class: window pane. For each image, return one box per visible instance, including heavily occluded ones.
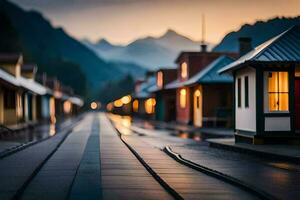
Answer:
[181,62,188,79]
[180,89,186,108]
[269,93,278,111]
[268,72,278,92]
[237,78,241,108]
[278,72,289,92]
[279,93,289,111]
[245,76,249,108]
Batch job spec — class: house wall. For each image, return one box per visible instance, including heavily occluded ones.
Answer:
[189,55,222,78]
[31,95,36,121]
[176,87,191,124]
[235,67,256,132]
[155,90,176,122]
[41,96,50,119]
[24,93,29,122]
[3,90,22,125]
[155,93,164,121]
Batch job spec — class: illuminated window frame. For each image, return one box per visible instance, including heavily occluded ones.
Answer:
[267,71,289,112]
[180,88,187,108]
[157,71,163,88]
[181,62,188,79]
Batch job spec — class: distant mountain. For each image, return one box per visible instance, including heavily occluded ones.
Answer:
[83,30,214,69]
[213,16,300,52]
[0,0,145,100]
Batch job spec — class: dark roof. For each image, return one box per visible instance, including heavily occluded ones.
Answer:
[175,51,238,63]
[21,64,37,73]
[219,26,300,73]
[165,56,234,89]
[0,53,23,65]
[184,56,234,85]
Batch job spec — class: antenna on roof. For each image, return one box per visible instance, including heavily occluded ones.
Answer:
[201,14,205,44]
[201,14,207,52]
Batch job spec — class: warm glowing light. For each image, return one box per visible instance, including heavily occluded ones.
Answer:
[268,72,289,111]
[181,62,188,79]
[49,123,56,136]
[53,91,62,98]
[121,118,131,128]
[194,89,201,97]
[133,100,139,112]
[121,95,132,104]
[145,98,156,114]
[63,100,72,114]
[90,101,98,110]
[106,103,113,111]
[193,89,202,127]
[157,71,163,88]
[49,97,56,123]
[114,99,123,107]
[178,132,189,139]
[180,88,187,108]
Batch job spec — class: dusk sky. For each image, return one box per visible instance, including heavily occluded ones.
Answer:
[9,0,300,45]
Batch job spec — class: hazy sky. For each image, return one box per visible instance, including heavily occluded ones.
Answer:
[9,0,300,45]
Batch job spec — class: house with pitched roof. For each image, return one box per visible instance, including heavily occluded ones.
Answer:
[0,53,84,127]
[219,26,300,144]
[148,68,177,122]
[166,46,238,125]
[132,72,156,118]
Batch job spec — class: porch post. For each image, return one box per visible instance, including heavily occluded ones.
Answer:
[256,66,264,135]
[289,64,296,134]
[232,71,236,132]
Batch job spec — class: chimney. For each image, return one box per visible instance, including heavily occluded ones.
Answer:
[239,37,252,57]
[201,44,207,52]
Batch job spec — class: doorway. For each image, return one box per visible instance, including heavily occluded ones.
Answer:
[193,89,202,127]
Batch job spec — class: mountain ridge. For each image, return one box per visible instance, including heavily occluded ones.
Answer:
[83,29,213,69]
[213,16,300,52]
[0,0,146,100]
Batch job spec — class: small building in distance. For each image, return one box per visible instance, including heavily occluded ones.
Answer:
[148,68,177,122]
[132,71,156,118]
[176,56,235,128]
[0,53,84,129]
[166,46,238,125]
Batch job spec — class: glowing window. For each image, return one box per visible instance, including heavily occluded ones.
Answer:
[194,90,201,108]
[157,71,163,88]
[133,100,139,112]
[268,72,289,111]
[145,98,156,114]
[180,88,187,108]
[64,100,72,114]
[181,62,188,79]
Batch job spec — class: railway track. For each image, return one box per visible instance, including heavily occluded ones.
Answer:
[110,116,269,200]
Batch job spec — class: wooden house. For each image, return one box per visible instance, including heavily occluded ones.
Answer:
[176,56,235,127]
[148,68,177,122]
[0,54,23,125]
[219,26,300,144]
[166,47,238,125]
[132,72,156,118]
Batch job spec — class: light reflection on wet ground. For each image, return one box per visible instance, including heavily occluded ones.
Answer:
[109,114,231,142]
[109,114,300,173]
[0,118,73,144]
